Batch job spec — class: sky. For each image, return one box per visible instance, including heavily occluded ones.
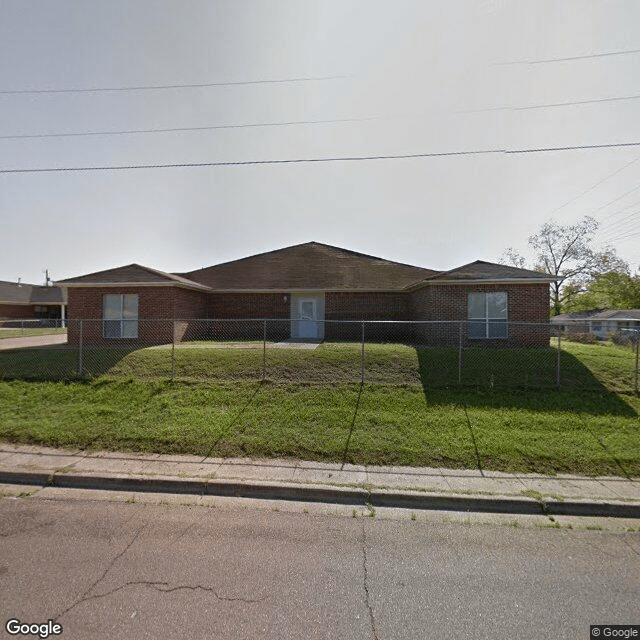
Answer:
[1,0,639,285]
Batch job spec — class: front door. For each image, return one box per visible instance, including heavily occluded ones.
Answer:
[298,299,317,338]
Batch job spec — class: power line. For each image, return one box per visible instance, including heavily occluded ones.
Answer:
[2,140,640,174]
[464,93,640,113]
[599,229,640,245]
[0,75,348,95]
[548,155,640,216]
[590,181,640,214]
[599,211,640,240]
[494,48,640,65]
[0,116,380,140]
[600,198,640,224]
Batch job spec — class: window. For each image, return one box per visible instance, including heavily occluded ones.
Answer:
[468,292,507,338]
[103,294,138,338]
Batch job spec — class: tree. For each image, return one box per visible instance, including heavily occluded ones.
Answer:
[502,216,629,315]
[565,270,640,311]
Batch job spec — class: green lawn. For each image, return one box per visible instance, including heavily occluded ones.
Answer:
[0,327,67,339]
[0,340,638,476]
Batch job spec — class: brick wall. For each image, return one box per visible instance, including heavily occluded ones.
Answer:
[0,304,37,320]
[65,283,551,346]
[67,286,209,345]
[204,293,290,340]
[207,292,289,319]
[410,283,550,346]
[325,292,411,340]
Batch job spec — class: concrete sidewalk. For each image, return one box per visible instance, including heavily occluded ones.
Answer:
[0,334,67,350]
[1,443,639,518]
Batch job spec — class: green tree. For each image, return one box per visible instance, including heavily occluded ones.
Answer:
[565,271,640,311]
[503,216,628,315]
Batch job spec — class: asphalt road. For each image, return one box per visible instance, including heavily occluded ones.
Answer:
[1,495,638,640]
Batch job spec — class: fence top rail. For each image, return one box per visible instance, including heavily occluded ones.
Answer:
[551,318,640,326]
[70,318,554,325]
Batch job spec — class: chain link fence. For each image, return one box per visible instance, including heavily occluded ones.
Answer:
[0,318,638,393]
[0,318,66,338]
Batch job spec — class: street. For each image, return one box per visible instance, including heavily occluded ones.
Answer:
[1,491,638,640]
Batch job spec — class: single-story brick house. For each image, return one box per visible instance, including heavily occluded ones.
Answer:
[0,280,67,324]
[58,242,554,346]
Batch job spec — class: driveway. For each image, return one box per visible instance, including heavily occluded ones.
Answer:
[0,334,68,350]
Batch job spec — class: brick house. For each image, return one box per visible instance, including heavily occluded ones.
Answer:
[0,280,67,324]
[58,242,553,346]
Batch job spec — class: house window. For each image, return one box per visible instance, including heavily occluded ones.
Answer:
[468,292,507,338]
[103,294,138,338]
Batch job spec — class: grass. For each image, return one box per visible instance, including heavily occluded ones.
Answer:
[0,327,67,339]
[0,340,638,476]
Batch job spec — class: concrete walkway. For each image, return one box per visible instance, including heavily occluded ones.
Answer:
[1,443,639,518]
[0,334,67,350]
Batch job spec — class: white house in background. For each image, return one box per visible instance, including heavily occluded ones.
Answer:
[551,309,640,340]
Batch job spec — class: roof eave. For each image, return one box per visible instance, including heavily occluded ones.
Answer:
[58,281,212,292]
[405,277,555,290]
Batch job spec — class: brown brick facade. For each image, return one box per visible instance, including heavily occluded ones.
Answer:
[66,282,551,346]
[206,292,289,319]
[67,286,209,345]
[410,282,550,345]
[325,292,410,340]
[0,304,38,320]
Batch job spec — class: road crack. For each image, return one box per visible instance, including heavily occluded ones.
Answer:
[621,538,640,557]
[56,580,266,610]
[361,521,379,640]
[54,525,146,621]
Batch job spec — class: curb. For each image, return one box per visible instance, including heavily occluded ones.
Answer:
[2,470,640,518]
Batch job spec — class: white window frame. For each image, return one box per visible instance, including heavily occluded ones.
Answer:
[103,294,138,339]
[468,292,508,339]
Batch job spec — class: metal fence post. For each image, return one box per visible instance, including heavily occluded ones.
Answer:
[635,332,639,395]
[458,322,463,384]
[263,319,267,381]
[361,320,365,384]
[171,320,176,379]
[556,327,561,390]
[78,320,83,376]
[21,320,24,336]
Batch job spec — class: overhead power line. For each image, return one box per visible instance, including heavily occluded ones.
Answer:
[464,93,640,113]
[599,211,640,240]
[495,48,640,65]
[0,75,349,96]
[0,75,347,95]
[2,140,640,174]
[600,198,640,224]
[548,155,640,216]
[590,181,640,214]
[0,117,380,140]
[599,228,640,245]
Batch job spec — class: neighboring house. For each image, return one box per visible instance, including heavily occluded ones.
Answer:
[551,309,640,340]
[0,280,67,324]
[58,242,554,346]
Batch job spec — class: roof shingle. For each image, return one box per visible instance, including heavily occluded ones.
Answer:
[181,242,437,291]
[0,280,67,305]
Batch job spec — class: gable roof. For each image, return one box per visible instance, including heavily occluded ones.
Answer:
[0,280,67,305]
[58,264,211,291]
[411,260,556,287]
[58,244,556,294]
[181,242,438,291]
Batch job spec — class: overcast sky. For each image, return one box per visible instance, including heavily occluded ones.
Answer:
[1,0,639,285]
